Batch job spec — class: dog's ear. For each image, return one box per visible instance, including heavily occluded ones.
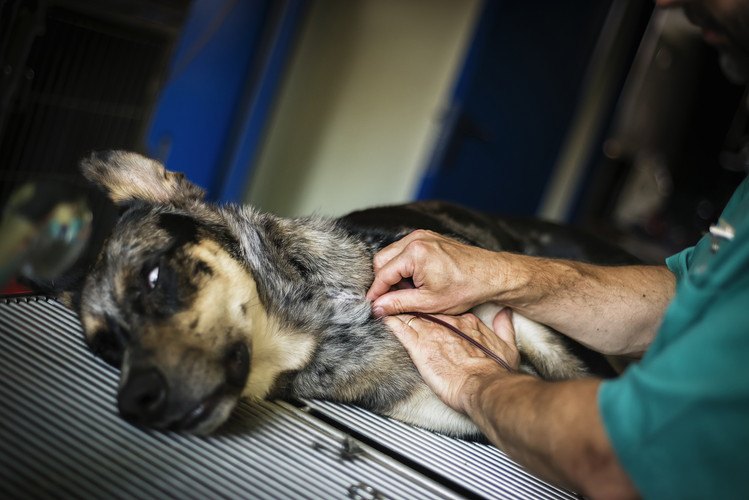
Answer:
[80,150,206,206]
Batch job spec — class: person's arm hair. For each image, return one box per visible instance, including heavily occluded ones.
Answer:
[463,373,638,499]
[367,231,676,355]
[491,253,675,355]
[385,312,639,498]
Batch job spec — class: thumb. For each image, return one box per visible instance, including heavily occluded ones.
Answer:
[373,289,430,317]
[383,315,418,350]
[492,308,516,346]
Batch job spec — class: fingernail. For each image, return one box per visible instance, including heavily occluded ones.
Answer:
[373,306,385,318]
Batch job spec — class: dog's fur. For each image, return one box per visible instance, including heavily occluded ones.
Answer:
[68,151,635,437]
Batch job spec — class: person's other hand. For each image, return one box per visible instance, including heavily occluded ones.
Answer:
[366,230,502,317]
[384,309,519,413]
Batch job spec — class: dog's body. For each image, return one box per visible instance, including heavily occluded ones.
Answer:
[70,151,635,437]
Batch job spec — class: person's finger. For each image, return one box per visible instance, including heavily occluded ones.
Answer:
[372,288,434,317]
[383,315,419,350]
[444,313,500,349]
[366,249,419,303]
[453,312,484,333]
[371,229,434,273]
[492,308,516,346]
[372,241,408,274]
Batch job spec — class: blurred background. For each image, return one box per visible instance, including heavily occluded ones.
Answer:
[1,0,747,293]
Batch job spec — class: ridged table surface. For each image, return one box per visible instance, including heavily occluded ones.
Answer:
[0,296,579,499]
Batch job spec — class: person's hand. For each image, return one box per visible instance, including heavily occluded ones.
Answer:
[366,230,503,317]
[384,309,519,414]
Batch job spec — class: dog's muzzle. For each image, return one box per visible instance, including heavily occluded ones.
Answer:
[117,342,250,432]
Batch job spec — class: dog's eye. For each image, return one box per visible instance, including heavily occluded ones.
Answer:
[147,266,160,289]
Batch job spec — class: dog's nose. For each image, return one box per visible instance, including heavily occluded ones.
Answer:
[118,368,168,425]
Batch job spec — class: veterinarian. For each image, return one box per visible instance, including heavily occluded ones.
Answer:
[367,0,749,497]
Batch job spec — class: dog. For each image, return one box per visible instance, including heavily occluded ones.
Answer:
[64,150,636,438]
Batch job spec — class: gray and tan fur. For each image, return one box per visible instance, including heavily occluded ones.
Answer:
[73,151,627,438]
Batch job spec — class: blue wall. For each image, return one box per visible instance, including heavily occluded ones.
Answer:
[147,0,306,201]
[417,0,614,217]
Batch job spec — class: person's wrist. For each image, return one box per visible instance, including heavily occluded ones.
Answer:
[488,252,531,307]
[459,370,511,416]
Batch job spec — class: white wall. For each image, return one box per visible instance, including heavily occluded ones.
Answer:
[245,0,480,217]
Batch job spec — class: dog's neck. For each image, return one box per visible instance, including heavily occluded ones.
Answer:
[224,206,375,332]
[221,205,422,410]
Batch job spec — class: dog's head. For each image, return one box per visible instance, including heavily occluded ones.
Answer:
[77,151,264,434]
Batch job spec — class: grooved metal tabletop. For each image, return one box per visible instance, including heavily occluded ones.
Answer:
[0,296,580,499]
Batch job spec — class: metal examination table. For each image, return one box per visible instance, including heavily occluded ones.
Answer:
[0,296,581,499]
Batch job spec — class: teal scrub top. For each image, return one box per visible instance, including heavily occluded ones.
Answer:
[599,176,749,498]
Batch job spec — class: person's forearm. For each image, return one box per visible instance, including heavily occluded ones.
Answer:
[463,373,637,498]
[488,253,676,355]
